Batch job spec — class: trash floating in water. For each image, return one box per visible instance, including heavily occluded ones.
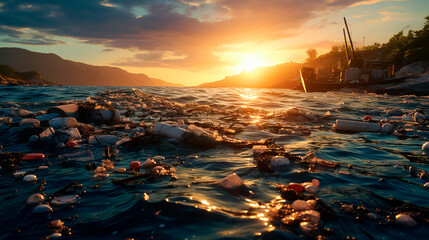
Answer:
[27,193,45,204]
[23,174,37,182]
[23,153,44,161]
[51,195,78,205]
[218,173,244,189]
[423,142,429,155]
[2,88,429,239]
[32,204,53,214]
[129,161,141,170]
[395,213,418,227]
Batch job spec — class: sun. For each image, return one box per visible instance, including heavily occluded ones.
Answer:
[236,53,267,73]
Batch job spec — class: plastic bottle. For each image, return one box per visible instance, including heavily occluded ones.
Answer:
[49,117,78,129]
[89,109,121,123]
[154,122,187,141]
[334,119,381,133]
[89,135,121,146]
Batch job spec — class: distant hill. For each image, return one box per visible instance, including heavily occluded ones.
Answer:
[198,62,302,89]
[0,64,55,86]
[0,48,181,86]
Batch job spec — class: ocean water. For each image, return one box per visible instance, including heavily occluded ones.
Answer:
[0,86,428,240]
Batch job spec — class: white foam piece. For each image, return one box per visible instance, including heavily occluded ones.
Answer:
[396,213,417,227]
[23,174,37,182]
[269,156,290,169]
[33,204,53,213]
[153,156,165,161]
[27,193,45,204]
[51,195,77,205]
[219,173,244,189]
[292,200,311,211]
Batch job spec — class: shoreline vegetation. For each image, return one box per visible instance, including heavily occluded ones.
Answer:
[0,65,56,86]
[1,16,428,95]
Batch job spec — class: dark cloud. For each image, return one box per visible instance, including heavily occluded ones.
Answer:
[0,0,366,68]
[0,25,66,45]
[101,48,115,52]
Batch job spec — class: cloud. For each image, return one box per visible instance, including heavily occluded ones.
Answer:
[0,26,66,45]
[114,50,232,70]
[351,0,406,7]
[0,0,372,69]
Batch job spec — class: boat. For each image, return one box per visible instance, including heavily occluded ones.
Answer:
[300,17,407,93]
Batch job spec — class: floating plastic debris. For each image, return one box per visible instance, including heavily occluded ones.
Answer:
[51,195,77,205]
[49,117,78,129]
[23,174,37,182]
[141,158,156,169]
[113,168,126,173]
[269,156,290,169]
[27,193,45,204]
[395,213,417,227]
[218,173,244,189]
[33,204,53,213]
[23,153,44,161]
[334,119,381,133]
[129,161,141,170]
[292,200,311,211]
[93,173,109,180]
[423,142,429,155]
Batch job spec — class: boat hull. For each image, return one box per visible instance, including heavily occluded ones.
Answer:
[300,68,406,93]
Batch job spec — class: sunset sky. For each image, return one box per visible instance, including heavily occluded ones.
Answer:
[0,0,428,86]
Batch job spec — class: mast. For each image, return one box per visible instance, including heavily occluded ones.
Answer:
[343,28,350,60]
[343,17,355,57]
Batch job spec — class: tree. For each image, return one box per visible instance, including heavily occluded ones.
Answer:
[306,48,318,61]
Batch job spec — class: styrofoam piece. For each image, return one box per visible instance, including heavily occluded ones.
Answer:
[39,127,55,142]
[20,118,40,128]
[335,119,381,133]
[396,214,417,227]
[154,122,187,141]
[49,117,78,129]
[218,173,244,189]
[47,104,78,117]
[51,195,77,205]
[32,204,52,213]
[27,193,45,204]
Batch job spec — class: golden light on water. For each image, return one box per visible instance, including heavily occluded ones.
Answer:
[238,93,258,100]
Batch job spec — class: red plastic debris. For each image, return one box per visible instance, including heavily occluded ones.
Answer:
[129,161,141,170]
[364,116,372,121]
[287,183,304,193]
[66,140,78,148]
[23,153,45,161]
